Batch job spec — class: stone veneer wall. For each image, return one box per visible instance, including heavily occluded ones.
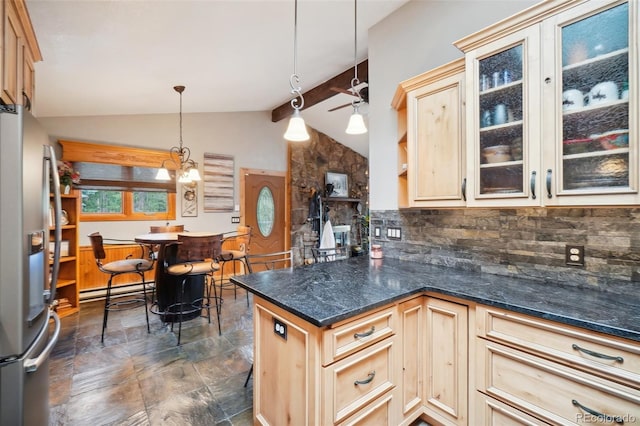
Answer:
[289,127,369,264]
[371,208,640,295]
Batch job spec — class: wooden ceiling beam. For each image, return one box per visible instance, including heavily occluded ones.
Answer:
[271,59,368,122]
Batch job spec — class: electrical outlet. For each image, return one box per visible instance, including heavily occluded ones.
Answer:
[273,317,287,340]
[565,245,585,266]
[231,216,240,224]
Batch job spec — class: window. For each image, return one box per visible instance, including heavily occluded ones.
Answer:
[59,140,177,222]
[256,186,274,237]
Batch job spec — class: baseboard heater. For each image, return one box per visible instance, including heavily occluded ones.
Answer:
[80,281,156,303]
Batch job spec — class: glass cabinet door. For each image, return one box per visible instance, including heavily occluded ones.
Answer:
[556,2,631,195]
[468,24,541,207]
[476,44,526,197]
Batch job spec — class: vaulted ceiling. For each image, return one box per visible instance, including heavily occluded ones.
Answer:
[26,0,410,157]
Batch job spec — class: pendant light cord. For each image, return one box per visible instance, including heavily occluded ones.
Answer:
[178,89,183,147]
[351,0,362,106]
[289,0,304,111]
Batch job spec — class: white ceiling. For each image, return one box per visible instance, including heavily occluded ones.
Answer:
[26,0,410,157]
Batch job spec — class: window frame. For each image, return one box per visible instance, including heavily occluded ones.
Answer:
[59,139,177,222]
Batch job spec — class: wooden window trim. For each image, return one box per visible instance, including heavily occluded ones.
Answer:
[59,139,177,222]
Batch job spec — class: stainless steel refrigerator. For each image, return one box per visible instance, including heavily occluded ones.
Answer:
[0,104,62,425]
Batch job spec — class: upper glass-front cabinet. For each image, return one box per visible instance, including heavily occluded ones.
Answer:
[458,0,637,207]
[544,0,637,205]
[478,44,525,197]
[465,26,541,207]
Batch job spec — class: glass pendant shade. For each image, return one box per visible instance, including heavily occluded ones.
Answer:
[155,167,171,181]
[187,167,201,181]
[284,109,310,141]
[346,110,367,135]
[177,171,192,183]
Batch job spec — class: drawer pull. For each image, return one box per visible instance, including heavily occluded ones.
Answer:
[572,399,624,424]
[354,371,376,386]
[354,326,375,339]
[572,344,624,363]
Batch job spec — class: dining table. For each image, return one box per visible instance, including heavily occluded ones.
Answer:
[134,231,215,322]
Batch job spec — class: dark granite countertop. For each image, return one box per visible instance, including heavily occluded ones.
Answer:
[230,256,640,342]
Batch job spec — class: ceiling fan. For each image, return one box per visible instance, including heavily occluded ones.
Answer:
[328,86,369,112]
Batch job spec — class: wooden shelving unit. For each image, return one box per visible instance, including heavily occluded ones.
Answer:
[50,190,80,318]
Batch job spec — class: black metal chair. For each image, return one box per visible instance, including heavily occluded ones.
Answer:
[242,249,293,387]
[311,246,349,263]
[218,225,252,306]
[164,233,222,345]
[88,232,155,343]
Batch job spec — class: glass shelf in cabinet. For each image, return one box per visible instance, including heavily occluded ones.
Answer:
[563,147,629,161]
[563,47,628,73]
[479,159,524,169]
[562,99,628,117]
[480,120,523,132]
[479,79,523,96]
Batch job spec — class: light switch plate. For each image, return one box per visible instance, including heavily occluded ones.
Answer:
[231,216,240,224]
[387,227,402,240]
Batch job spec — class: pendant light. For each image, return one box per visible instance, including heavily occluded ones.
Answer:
[283,0,310,141]
[345,0,367,135]
[156,85,202,183]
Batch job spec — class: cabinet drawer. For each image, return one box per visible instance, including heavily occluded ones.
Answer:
[477,306,640,388]
[477,339,640,424]
[323,306,395,365]
[323,337,395,424]
[475,393,548,426]
[338,391,396,426]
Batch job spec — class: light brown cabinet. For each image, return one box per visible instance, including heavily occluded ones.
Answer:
[252,297,398,426]
[50,191,80,318]
[424,297,468,426]
[399,297,424,421]
[475,305,640,424]
[393,58,466,208]
[1,0,41,108]
[251,291,640,425]
[396,0,637,209]
[456,0,638,207]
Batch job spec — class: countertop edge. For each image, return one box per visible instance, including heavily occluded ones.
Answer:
[231,259,640,343]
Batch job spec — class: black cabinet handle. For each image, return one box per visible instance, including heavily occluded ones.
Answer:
[354,326,375,339]
[530,171,537,200]
[22,90,32,111]
[572,399,624,424]
[546,169,553,199]
[354,371,376,386]
[572,344,624,363]
[462,178,467,201]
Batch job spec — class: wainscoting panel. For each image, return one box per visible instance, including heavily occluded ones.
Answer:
[79,244,156,293]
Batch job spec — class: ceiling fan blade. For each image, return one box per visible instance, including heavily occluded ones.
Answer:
[330,87,358,97]
[328,103,352,112]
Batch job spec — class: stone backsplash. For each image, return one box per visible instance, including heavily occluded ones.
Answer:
[371,208,640,295]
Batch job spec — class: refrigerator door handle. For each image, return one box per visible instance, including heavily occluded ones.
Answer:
[45,145,61,304]
[24,309,60,373]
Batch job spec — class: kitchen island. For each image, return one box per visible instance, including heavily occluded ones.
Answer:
[231,256,640,425]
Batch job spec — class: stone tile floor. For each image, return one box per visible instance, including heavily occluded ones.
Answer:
[48,286,254,426]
